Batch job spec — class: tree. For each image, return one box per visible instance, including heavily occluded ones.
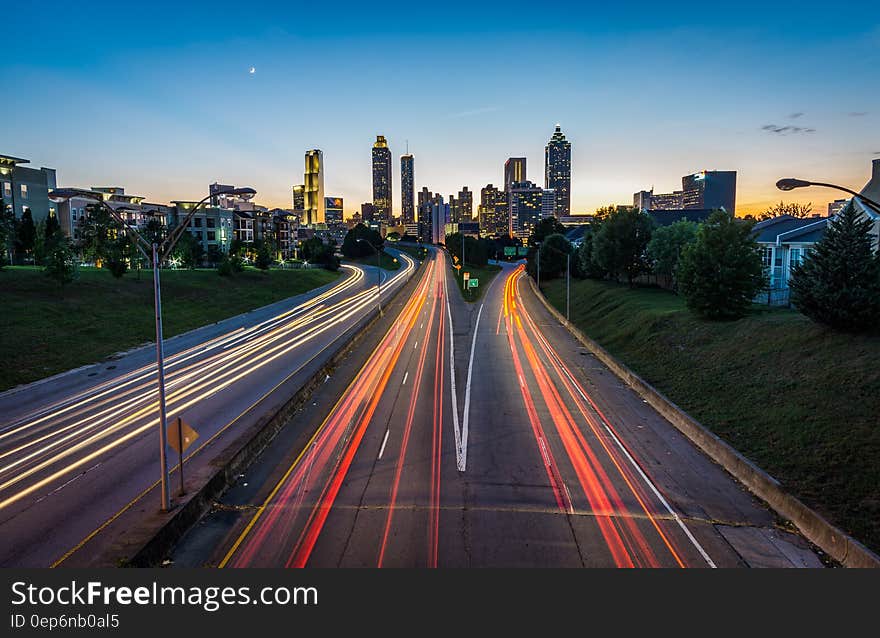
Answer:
[677,211,766,319]
[789,202,880,332]
[173,232,204,269]
[0,198,14,267]
[758,201,813,221]
[206,244,222,267]
[254,243,272,271]
[43,235,77,289]
[592,206,654,285]
[576,224,606,279]
[341,223,383,258]
[527,233,572,281]
[300,236,340,271]
[446,232,489,268]
[105,234,130,278]
[646,219,699,289]
[529,217,567,246]
[79,203,118,266]
[16,209,36,262]
[386,231,401,241]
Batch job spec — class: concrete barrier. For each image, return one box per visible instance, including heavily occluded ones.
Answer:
[125,258,427,567]
[526,275,880,568]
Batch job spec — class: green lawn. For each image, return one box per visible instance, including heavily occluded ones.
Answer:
[346,250,401,271]
[542,277,880,554]
[451,263,501,303]
[0,265,340,391]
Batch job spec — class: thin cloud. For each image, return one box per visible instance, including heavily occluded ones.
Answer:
[445,106,501,119]
[849,112,869,117]
[762,124,816,135]
[788,112,804,119]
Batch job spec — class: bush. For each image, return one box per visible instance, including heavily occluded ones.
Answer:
[218,254,244,277]
[677,211,765,319]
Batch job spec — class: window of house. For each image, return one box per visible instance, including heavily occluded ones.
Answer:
[790,248,803,267]
[207,231,216,241]
[193,218,202,227]
[3,182,10,198]
[20,184,28,199]
[206,218,216,228]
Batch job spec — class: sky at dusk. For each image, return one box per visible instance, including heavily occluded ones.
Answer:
[4,0,879,217]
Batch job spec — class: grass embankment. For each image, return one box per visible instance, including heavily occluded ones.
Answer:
[347,250,401,271]
[391,244,428,262]
[451,263,501,303]
[0,266,340,391]
[543,277,880,554]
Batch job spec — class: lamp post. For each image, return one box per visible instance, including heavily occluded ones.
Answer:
[776,178,880,215]
[356,237,382,315]
[50,186,256,512]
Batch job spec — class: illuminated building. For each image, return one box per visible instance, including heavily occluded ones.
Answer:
[401,154,414,224]
[478,184,508,237]
[325,197,344,225]
[303,149,325,226]
[292,184,305,212]
[450,186,472,223]
[544,124,571,217]
[504,157,527,191]
[682,170,737,214]
[508,180,543,239]
[542,189,556,218]
[361,202,377,222]
[828,199,848,217]
[431,195,449,245]
[372,135,393,223]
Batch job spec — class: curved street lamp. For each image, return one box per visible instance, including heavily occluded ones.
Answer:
[776,178,880,215]
[50,185,256,511]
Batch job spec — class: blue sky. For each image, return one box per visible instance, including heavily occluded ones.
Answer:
[4,1,878,216]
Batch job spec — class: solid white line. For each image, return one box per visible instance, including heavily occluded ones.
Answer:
[530,322,717,568]
[458,303,483,472]
[378,429,390,460]
[402,371,409,386]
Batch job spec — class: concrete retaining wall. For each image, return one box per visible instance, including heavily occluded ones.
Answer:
[527,276,880,569]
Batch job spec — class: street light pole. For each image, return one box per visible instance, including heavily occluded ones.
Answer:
[777,178,880,215]
[151,242,170,509]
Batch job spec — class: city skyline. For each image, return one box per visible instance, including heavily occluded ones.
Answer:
[4,1,878,218]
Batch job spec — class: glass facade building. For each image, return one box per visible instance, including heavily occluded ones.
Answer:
[544,125,571,217]
[372,135,393,223]
[400,154,414,224]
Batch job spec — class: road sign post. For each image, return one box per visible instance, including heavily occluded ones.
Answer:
[468,278,478,288]
[168,417,199,497]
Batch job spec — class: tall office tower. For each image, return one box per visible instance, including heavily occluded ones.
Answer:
[303,149,325,226]
[372,135,393,223]
[448,195,458,222]
[541,189,556,218]
[417,187,433,225]
[508,180,543,239]
[544,124,571,217]
[681,170,737,215]
[504,158,527,191]
[430,195,449,245]
[457,186,473,221]
[292,184,305,212]
[324,197,344,225]
[401,154,415,224]
[478,184,506,236]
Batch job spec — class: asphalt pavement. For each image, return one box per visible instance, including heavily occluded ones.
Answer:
[183,250,823,568]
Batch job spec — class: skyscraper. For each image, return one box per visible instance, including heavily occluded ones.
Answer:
[303,149,325,226]
[504,158,527,191]
[372,135,393,223]
[292,184,305,212]
[681,170,737,215]
[544,124,571,217]
[508,180,543,239]
[456,186,472,222]
[478,184,507,237]
[541,189,556,218]
[401,153,414,224]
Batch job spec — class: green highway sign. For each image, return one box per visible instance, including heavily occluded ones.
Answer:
[468,279,479,288]
[517,246,529,256]
[503,246,516,256]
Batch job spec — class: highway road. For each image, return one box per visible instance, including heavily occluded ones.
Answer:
[211,249,823,568]
[0,252,417,567]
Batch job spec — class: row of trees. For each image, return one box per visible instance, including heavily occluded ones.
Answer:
[529,203,879,331]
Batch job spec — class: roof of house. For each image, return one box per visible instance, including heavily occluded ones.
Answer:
[564,224,590,244]
[754,215,829,245]
[647,209,715,226]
